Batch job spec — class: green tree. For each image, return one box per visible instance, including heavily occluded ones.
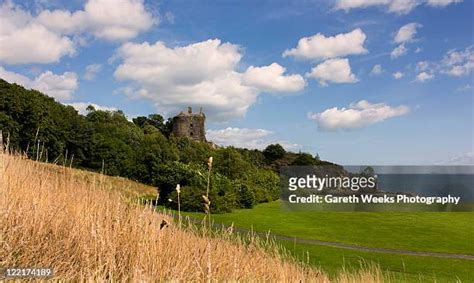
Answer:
[214,147,251,179]
[263,144,286,162]
[237,184,256,208]
[291,153,317,166]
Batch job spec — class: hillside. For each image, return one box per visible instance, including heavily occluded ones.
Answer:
[0,79,328,213]
[0,152,384,281]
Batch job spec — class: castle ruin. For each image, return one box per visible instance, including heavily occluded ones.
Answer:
[171,107,206,142]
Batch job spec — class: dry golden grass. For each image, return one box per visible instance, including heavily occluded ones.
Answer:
[0,153,384,282]
[34,158,158,199]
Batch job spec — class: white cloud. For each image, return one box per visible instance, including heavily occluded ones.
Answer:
[0,0,155,65]
[445,66,466,77]
[441,46,474,77]
[391,44,408,59]
[115,39,242,86]
[306,58,358,86]
[388,0,420,14]
[389,23,420,60]
[335,0,389,10]
[335,0,460,14]
[207,128,271,149]
[66,102,117,115]
[393,71,404,79]
[394,23,422,44]
[35,9,87,35]
[456,84,471,92]
[335,0,420,14]
[113,39,251,121]
[242,63,305,93]
[308,100,410,131]
[414,71,434,82]
[0,3,75,64]
[426,0,462,7]
[83,64,102,80]
[370,64,383,75]
[0,66,30,86]
[114,39,303,121]
[405,46,473,81]
[414,47,422,53]
[416,60,431,71]
[83,0,154,41]
[447,152,474,165]
[0,66,77,100]
[206,127,300,151]
[283,28,367,60]
[36,0,155,41]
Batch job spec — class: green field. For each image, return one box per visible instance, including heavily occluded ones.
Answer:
[180,200,474,282]
[279,241,473,282]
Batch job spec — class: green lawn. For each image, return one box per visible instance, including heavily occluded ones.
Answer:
[183,200,474,255]
[279,241,474,282]
[178,200,474,282]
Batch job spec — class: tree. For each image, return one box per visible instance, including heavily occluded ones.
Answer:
[132,116,148,128]
[214,147,251,179]
[133,114,165,133]
[263,144,286,162]
[237,184,255,208]
[147,114,165,131]
[291,153,317,166]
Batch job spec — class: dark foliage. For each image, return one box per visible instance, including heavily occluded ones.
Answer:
[263,144,286,163]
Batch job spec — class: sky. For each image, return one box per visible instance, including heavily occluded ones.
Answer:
[0,0,472,165]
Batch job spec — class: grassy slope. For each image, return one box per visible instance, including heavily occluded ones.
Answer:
[43,161,157,200]
[181,201,474,282]
[4,156,340,281]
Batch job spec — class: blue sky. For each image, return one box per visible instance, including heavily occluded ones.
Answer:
[0,0,472,165]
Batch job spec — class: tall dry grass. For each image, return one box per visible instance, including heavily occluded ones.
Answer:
[0,152,384,281]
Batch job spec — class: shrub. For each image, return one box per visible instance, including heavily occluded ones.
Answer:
[166,173,238,213]
[237,184,256,209]
[153,161,205,199]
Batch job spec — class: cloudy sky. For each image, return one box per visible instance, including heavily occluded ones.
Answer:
[0,0,472,165]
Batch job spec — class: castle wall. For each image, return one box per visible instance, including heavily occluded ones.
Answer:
[171,112,206,142]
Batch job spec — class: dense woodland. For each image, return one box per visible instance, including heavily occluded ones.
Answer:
[0,79,332,212]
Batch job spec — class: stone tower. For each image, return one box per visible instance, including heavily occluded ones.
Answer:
[171,107,206,142]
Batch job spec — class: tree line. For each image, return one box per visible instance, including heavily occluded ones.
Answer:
[0,79,328,212]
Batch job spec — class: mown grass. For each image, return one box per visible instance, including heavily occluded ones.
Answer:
[183,200,474,255]
[180,201,474,282]
[1,153,387,281]
[280,241,474,282]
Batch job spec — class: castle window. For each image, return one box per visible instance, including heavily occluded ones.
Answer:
[190,123,193,128]
[190,132,194,136]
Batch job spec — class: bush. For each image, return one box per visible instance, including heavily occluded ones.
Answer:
[166,172,238,213]
[237,184,256,209]
[153,161,205,199]
[242,169,280,203]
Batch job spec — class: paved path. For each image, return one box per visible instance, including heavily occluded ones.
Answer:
[180,216,474,261]
[255,231,474,260]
